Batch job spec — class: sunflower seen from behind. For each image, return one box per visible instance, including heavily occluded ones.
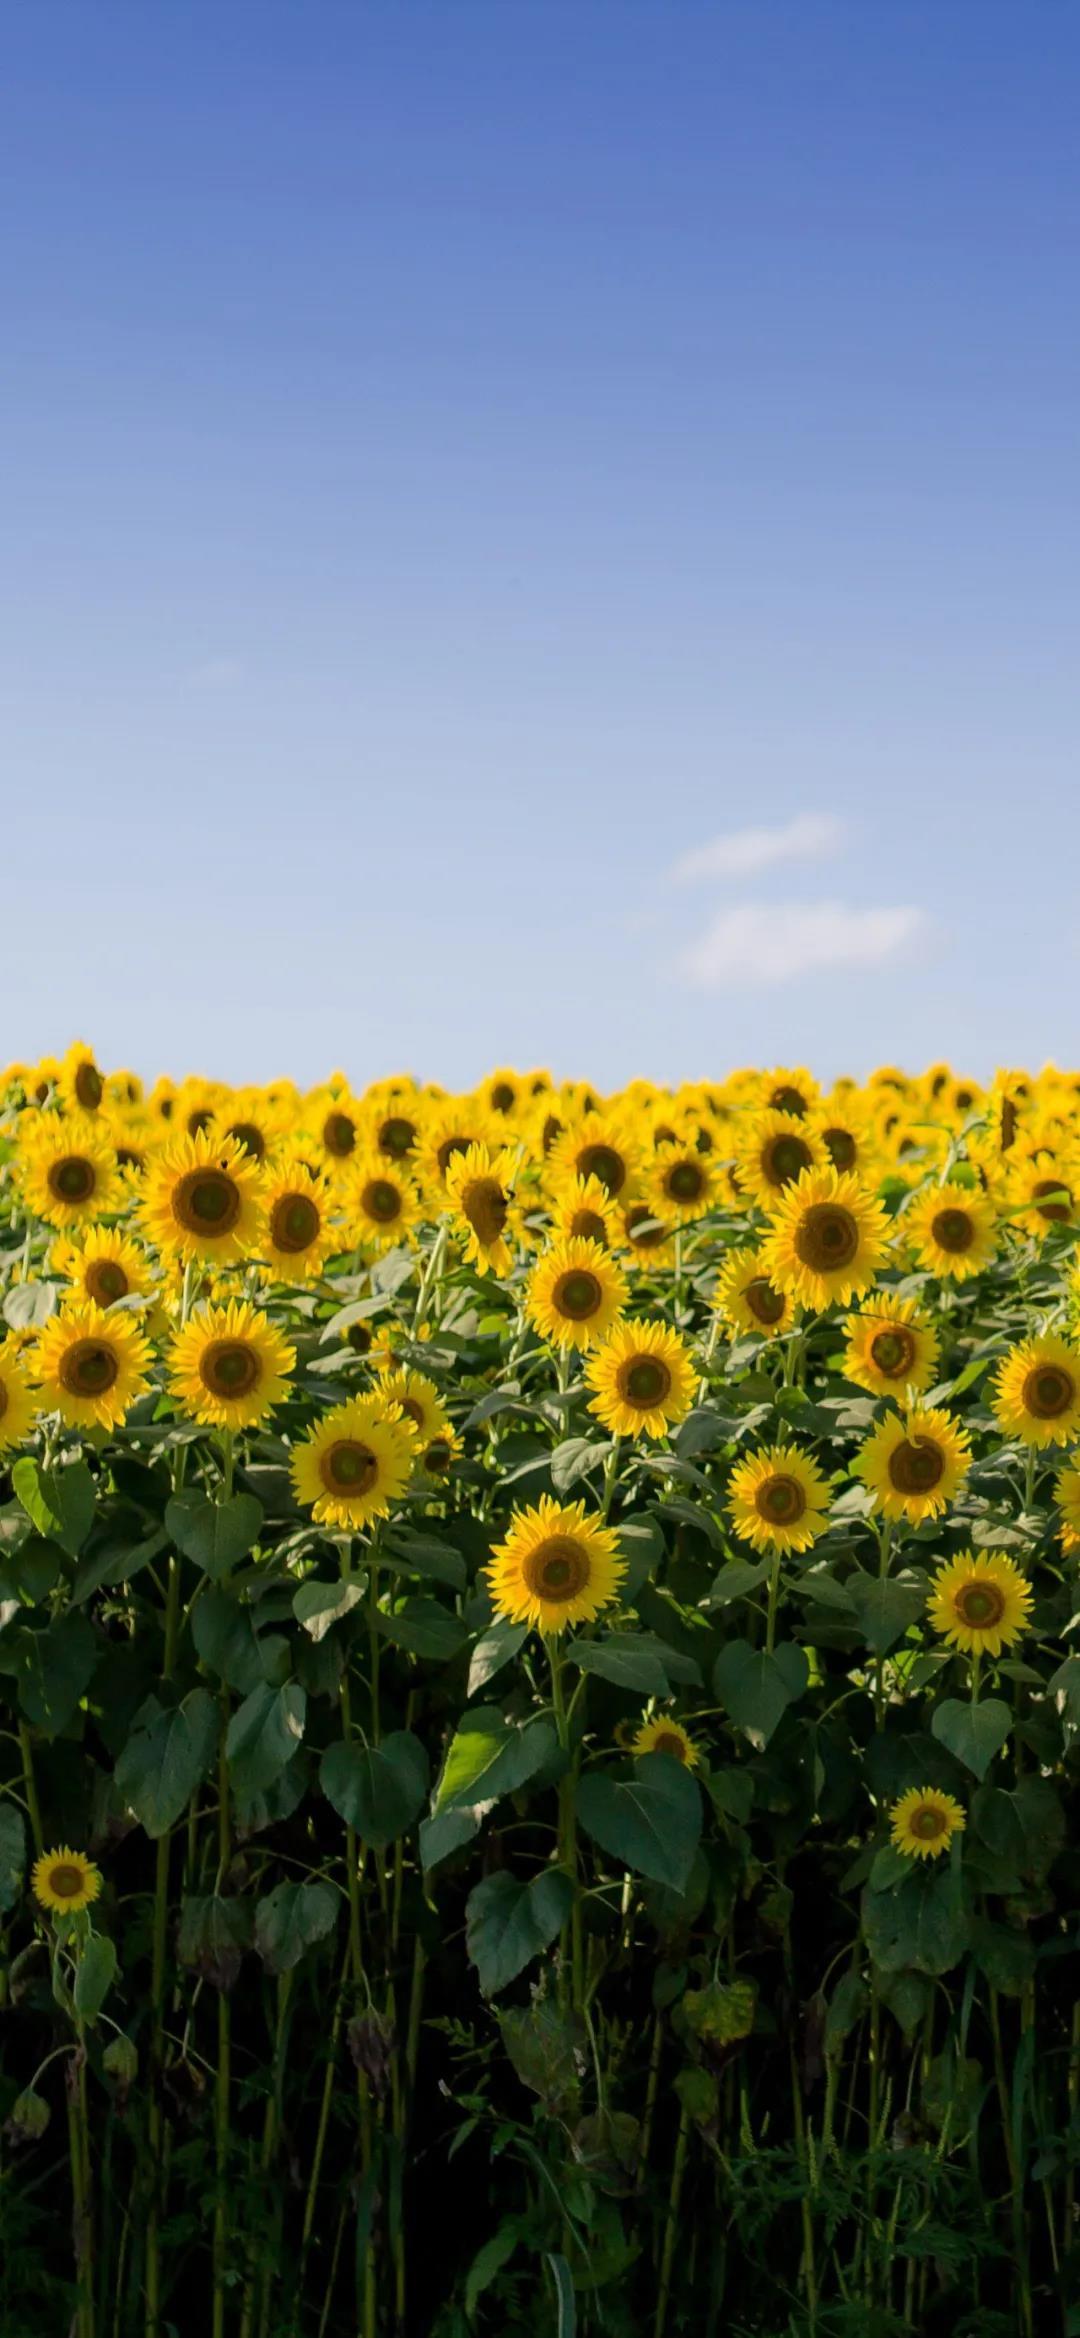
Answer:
[141,1129,265,1269]
[291,1394,417,1530]
[890,1788,965,1862]
[992,1334,1080,1448]
[855,1403,972,1524]
[487,1495,624,1634]
[527,1237,628,1352]
[727,1443,831,1556]
[761,1165,890,1314]
[841,1293,939,1400]
[168,1300,295,1430]
[585,1319,695,1440]
[32,1302,154,1433]
[927,1550,1033,1658]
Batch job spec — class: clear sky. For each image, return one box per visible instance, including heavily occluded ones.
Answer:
[3,2,1078,1092]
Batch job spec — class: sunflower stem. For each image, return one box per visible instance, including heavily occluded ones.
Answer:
[547,1637,584,2012]
[765,1552,783,1654]
[600,1436,622,1525]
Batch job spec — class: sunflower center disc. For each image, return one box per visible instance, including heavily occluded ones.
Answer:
[491,1083,515,1113]
[75,1064,103,1109]
[1024,1366,1074,1418]
[625,1207,666,1248]
[746,1277,785,1326]
[957,1584,1005,1627]
[49,1863,88,1898]
[768,1136,813,1186]
[557,1271,603,1320]
[578,1144,625,1196]
[227,1121,266,1160]
[623,1358,672,1406]
[364,1181,402,1223]
[888,1437,945,1494]
[667,1162,705,1201]
[272,1194,320,1252]
[571,1210,608,1245]
[324,1112,356,1157]
[931,1208,975,1254]
[756,1473,806,1524]
[424,1439,452,1474]
[524,1536,589,1604]
[652,1732,688,1759]
[870,1329,915,1376]
[770,1086,808,1117]
[52,1157,96,1202]
[324,1440,377,1493]
[379,1116,416,1158]
[202,1341,261,1398]
[87,1262,128,1304]
[60,1341,119,1398]
[436,1135,470,1176]
[823,1128,856,1169]
[913,1807,946,1839]
[178,1170,240,1234]
[1033,1178,1072,1223]
[463,1180,509,1243]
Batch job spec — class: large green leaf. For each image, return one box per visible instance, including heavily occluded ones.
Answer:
[178,1893,253,1990]
[165,1490,264,1580]
[320,1731,429,1846]
[861,1864,969,1977]
[713,1639,808,1747]
[376,1598,468,1661]
[226,1681,307,1800]
[845,1571,926,1654]
[435,1709,560,1814]
[576,1754,701,1892]
[292,1578,364,1641]
[931,1697,1011,1780]
[12,1457,95,1556]
[0,1804,25,1913]
[465,1868,574,1996]
[567,1638,669,1695]
[14,1612,97,1735]
[74,1934,117,2026]
[193,1587,289,1692]
[254,1880,339,1973]
[115,1689,220,1837]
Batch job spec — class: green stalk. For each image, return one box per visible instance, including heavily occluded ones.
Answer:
[212,1728,231,2338]
[145,1550,181,2338]
[340,1670,377,2338]
[653,2102,691,2338]
[300,1942,353,2263]
[548,1639,583,2011]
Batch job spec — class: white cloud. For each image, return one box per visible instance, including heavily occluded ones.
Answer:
[669,813,847,886]
[677,900,925,988]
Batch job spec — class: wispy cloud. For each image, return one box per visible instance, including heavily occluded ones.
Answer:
[669,813,847,886]
[677,900,924,988]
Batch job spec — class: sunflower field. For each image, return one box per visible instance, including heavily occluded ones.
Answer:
[4,1048,1080,2337]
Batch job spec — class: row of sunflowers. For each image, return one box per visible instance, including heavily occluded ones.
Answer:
[2,1043,1080,2336]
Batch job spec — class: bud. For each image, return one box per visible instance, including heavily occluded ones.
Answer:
[6,2087,50,2143]
[104,2033,138,2089]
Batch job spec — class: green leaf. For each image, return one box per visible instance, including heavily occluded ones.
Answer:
[73,1933,117,2026]
[177,1893,253,1989]
[3,1278,59,1331]
[375,1597,468,1661]
[226,1682,307,1800]
[420,1805,481,1871]
[292,1579,365,1641]
[706,1558,771,1606]
[550,1437,613,1493]
[320,1731,429,1847]
[567,1637,669,1696]
[713,1639,808,1747]
[861,1865,969,1977]
[435,1710,560,1814]
[165,1489,264,1580]
[71,1524,168,1602]
[0,1536,64,1604]
[14,1612,97,1734]
[845,1571,925,1654]
[115,1689,220,1837]
[193,1588,289,1692]
[467,1619,527,1698]
[465,1867,574,1996]
[931,1697,1011,1780]
[576,1754,702,1891]
[253,1879,339,1973]
[382,1529,466,1590]
[0,1804,25,1913]
[12,1457,95,1556]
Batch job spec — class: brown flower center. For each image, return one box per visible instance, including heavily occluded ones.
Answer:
[823,1127,856,1170]
[323,1111,356,1158]
[436,1134,471,1176]
[794,1203,859,1275]
[624,1205,667,1250]
[931,1207,974,1254]
[225,1120,266,1161]
[912,1805,946,1840]
[48,1862,89,1898]
[423,1437,452,1476]
[554,1269,603,1321]
[74,1062,103,1110]
[270,1193,320,1254]
[59,1340,119,1399]
[577,1142,626,1197]
[651,1730,690,1761]
[755,1472,806,1525]
[49,1155,97,1204]
[174,1168,241,1237]
[1032,1177,1072,1223]
[1022,1364,1074,1420]
[745,1276,785,1327]
[85,1259,129,1305]
[1000,1098,1018,1151]
[887,1436,945,1495]
[321,1439,378,1495]
[770,1085,808,1117]
[187,1109,214,1137]
[346,1323,373,1354]
[665,1160,706,1203]
[490,1082,516,1113]
[460,1178,509,1246]
[200,1340,261,1400]
[378,1114,417,1158]
[954,1581,1005,1628]
[522,1534,590,1605]
[619,1356,672,1408]
[764,1134,814,1187]
[569,1208,609,1246]
[869,1326,916,1378]
[362,1179,403,1225]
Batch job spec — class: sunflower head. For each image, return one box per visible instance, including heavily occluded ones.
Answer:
[647,1143,717,1226]
[260,1151,339,1280]
[727,1442,831,1555]
[348,1153,422,1251]
[906,1180,998,1281]
[31,1302,154,1431]
[584,1319,695,1440]
[487,1495,625,1634]
[0,1337,41,1453]
[761,1166,890,1313]
[290,1394,418,1529]
[855,1403,972,1523]
[842,1293,939,1399]
[992,1335,1080,1448]
[18,1112,122,1231]
[714,1245,796,1338]
[526,1237,629,1352]
[32,1845,102,1916]
[141,1129,266,1267]
[168,1299,295,1429]
[546,1113,640,1202]
[444,1142,518,1276]
[735,1108,822,1208]
[890,1788,965,1862]
[928,1551,1033,1657]
[545,1172,622,1253]
[630,1715,699,1767]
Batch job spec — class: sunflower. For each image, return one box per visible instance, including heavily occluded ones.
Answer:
[927,1550,1033,1656]
[906,1181,999,1281]
[140,1129,265,1267]
[306,1081,365,1171]
[1006,1149,1080,1237]
[646,1142,720,1226]
[585,1320,695,1440]
[546,1113,640,1202]
[418,1104,499,1200]
[347,1153,422,1251]
[0,1337,41,1451]
[58,1042,106,1115]
[761,1166,890,1312]
[811,1091,880,1181]
[855,1403,972,1523]
[416,1423,462,1480]
[480,1067,528,1119]
[371,1098,422,1164]
[630,1715,699,1767]
[889,1788,965,1862]
[754,1065,820,1120]
[992,1334,1080,1448]
[31,1302,154,1432]
[546,1173,621,1252]
[259,1152,339,1280]
[168,1300,295,1429]
[526,1237,629,1352]
[31,1846,102,1915]
[614,1198,677,1263]
[290,1394,417,1529]
[734,1109,823,1209]
[212,1085,290,1165]
[444,1142,518,1276]
[18,1112,122,1230]
[51,1225,155,1312]
[714,1245,797,1338]
[841,1293,939,1399]
[376,1367,452,1446]
[1053,1460,1080,1555]
[727,1443,831,1554]
[487,1495,625,1634]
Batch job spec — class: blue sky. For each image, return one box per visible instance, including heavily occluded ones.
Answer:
[3,2,1078,1092]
